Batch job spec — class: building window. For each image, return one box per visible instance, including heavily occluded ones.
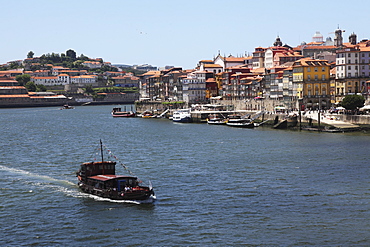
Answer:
[314,67,318,72]
[315,75,318,80]
[307,67,311,72]
[307,75,311,81]
[322,75,325,80]
[322,67,325,72]
[348,53,351,57]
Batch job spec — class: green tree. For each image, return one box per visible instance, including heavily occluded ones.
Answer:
[36,84,47,92]
[78,54,89,61]
[25,81,37,92]
[341,95,365,111]
[15,74,31,86]
[9,62,22,69]
[85,84,95,94]
[66,49,77,59]
[27,51,34,58]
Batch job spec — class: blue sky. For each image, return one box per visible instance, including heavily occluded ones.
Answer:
[1,0,369,69]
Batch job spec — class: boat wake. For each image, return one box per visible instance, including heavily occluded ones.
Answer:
[86,194,156,204]
[0,164,75,186]
[0,164,155,204]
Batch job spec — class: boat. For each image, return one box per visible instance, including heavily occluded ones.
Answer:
[60,104,74,110]
[111,107,136,117]
[172,109,192,123]
[226,115,255,128]
[207,113,227,125]
[76,140,155,201]
[140,111,157,118]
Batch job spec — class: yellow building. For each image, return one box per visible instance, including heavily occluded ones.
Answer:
[293,58,331,110]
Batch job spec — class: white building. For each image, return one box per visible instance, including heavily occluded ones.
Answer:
[182,71,207,103]
[70,75,98,84]
[83,61,102,69]
[31,76,66,86]
[31,74,97,86]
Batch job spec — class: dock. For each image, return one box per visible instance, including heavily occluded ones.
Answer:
[304,112,360,131]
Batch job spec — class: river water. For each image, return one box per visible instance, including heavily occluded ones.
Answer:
[1,105,369,246]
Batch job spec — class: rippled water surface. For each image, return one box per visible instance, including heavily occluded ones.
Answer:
[1,105,369,246]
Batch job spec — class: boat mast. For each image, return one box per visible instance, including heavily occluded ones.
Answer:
[100,139,104,162]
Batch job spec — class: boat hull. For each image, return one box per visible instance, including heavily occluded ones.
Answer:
[226,122,255,128]
[173,116,192,123]
[78,182,154,201]
[207,119,227,125]
[112,112,136,117]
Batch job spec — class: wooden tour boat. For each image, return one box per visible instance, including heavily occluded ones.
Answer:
[207,113,227,125]
[76,140,155,201]
[111,107,136,117]
[226,115,255,128]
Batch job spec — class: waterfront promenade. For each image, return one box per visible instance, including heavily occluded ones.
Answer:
[304,111,360,130]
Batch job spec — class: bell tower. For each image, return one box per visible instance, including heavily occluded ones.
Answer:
[334,28,344,47]
[273,36,283,47]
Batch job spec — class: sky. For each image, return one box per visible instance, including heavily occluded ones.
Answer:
[1,0,370,69]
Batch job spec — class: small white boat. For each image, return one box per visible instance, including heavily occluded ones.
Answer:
[172,109,192,123]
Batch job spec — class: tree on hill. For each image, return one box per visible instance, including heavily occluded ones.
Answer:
[341,94,365,111]
[25,81,36,92]
[15,74,31,86]
[66,49,77,59]
[27,51,34,58]
[36,84,47,92]
[78,54,89,61]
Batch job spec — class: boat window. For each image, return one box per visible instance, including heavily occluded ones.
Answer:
[117,180,126,191]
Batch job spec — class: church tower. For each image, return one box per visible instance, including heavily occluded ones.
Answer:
[349,33,357,45]
[273,36,283,47]
[334,28,344,47]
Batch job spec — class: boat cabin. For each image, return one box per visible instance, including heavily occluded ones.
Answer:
[112,107,121,113]
[77,161,140,193]
[87,175,139,192]
[78,161,116,178]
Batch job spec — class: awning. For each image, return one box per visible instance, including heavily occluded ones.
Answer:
[359,105,370,110]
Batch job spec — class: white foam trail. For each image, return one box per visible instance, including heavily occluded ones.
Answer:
[0,164,156,204]
[0,164,74,185]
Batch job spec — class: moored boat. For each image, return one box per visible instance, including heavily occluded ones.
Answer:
[76,140,155,202]
[140,111,157,118]
[207,113,227,125]
[111,107,136,117]
[173,109,192,123]
[226,115,255,128]
[60,104,74,110]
